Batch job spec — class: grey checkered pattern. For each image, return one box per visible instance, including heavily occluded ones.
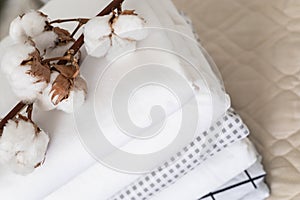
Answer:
[109,109,249,200]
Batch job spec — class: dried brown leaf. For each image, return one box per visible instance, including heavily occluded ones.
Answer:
[53,64,79,79]
[53,27,74,45]
[74,76,87,95]
[50,74,72,105]
[22,50,51,83]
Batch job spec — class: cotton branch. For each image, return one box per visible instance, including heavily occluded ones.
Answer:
[0,0,125,131]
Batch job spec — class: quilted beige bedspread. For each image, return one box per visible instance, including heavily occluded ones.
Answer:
[172,0,300,199]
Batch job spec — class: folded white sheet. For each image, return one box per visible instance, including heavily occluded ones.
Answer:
[240,183,270,200]
[150,139,258,200]
[45,139,256,200]
[198,159,269,200]
[0,0,230,199]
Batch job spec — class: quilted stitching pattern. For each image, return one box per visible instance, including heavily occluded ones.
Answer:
[172,0,300,199]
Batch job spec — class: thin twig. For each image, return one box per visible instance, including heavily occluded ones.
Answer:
[50,18,90,37]
[42,54,72,64]
[71,22,83,38]
[0,0,125,131]
[49,18,89,24]
[26,104,33,120]
[0,102,26,135]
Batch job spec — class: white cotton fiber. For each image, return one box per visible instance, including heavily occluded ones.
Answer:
[0,119,49,175]
[36,72,59,111]
[9,11,48,43]
[1,43,35,76]
[21,11,48,38]
[9,65,48,102]
[37,73,87,113]
[113,14,148,41]
[106,35,136,61]
[83,15,113,58]
[56,76,87,113]
[84,36,111,58]
[83,13,148,59]
[84,15,112,40]
[33,31,57,54]
[9,16,26,42]
[1,43,48,102]
[56,90,85,113]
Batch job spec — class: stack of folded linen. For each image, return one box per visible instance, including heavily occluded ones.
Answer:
[0,0,269,199]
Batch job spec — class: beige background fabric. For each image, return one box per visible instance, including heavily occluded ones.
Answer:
[172,0,300,199]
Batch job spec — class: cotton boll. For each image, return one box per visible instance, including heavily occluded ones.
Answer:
[36,72,59,111]
[21,11,48,38]
[106,35,136,61]
[113,14,148,41]
[56,90,85,113]
[84,15,113,58]
[1,43,49,102]
[84,36,111,58]
[84,15,112,40]
[9,129,49,175]
[0,119,49,175]
[9,16,26,42]
[56,76,87,113]
[33,31,57,54]
[9,65,48,102]
[0,120,34,164]
[1,43,35,76]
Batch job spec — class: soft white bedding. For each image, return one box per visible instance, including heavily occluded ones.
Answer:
[199,161,269,200]
[0,0,227,198]
[151,139,258,200]
[45,139,256,200]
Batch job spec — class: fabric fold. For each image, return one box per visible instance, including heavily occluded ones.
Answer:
[198,159,269,200]
[45,113,252,200]
[109,110,249,200]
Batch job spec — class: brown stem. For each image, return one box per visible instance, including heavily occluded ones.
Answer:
[26,104,33,120]
[71,22,83,38]
[0,0,125,131]
[50,18,90,24]
[42,54,72,64]
[50,18,90,37]
[0,102,26,135]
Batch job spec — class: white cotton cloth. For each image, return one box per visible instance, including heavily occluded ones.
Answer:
[73,0,230,168]
[0,0,230,199]
[197,159,269,200]
[150,139,258,200]
[240,183,270,200]
[44,139,256,200]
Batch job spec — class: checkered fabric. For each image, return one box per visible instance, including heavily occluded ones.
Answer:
[199,160,268,200]
[109,109,249,200]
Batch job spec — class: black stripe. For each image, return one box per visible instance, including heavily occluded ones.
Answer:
[198,174,266,199]
[244,170,257,189]
[209,193,215,200]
